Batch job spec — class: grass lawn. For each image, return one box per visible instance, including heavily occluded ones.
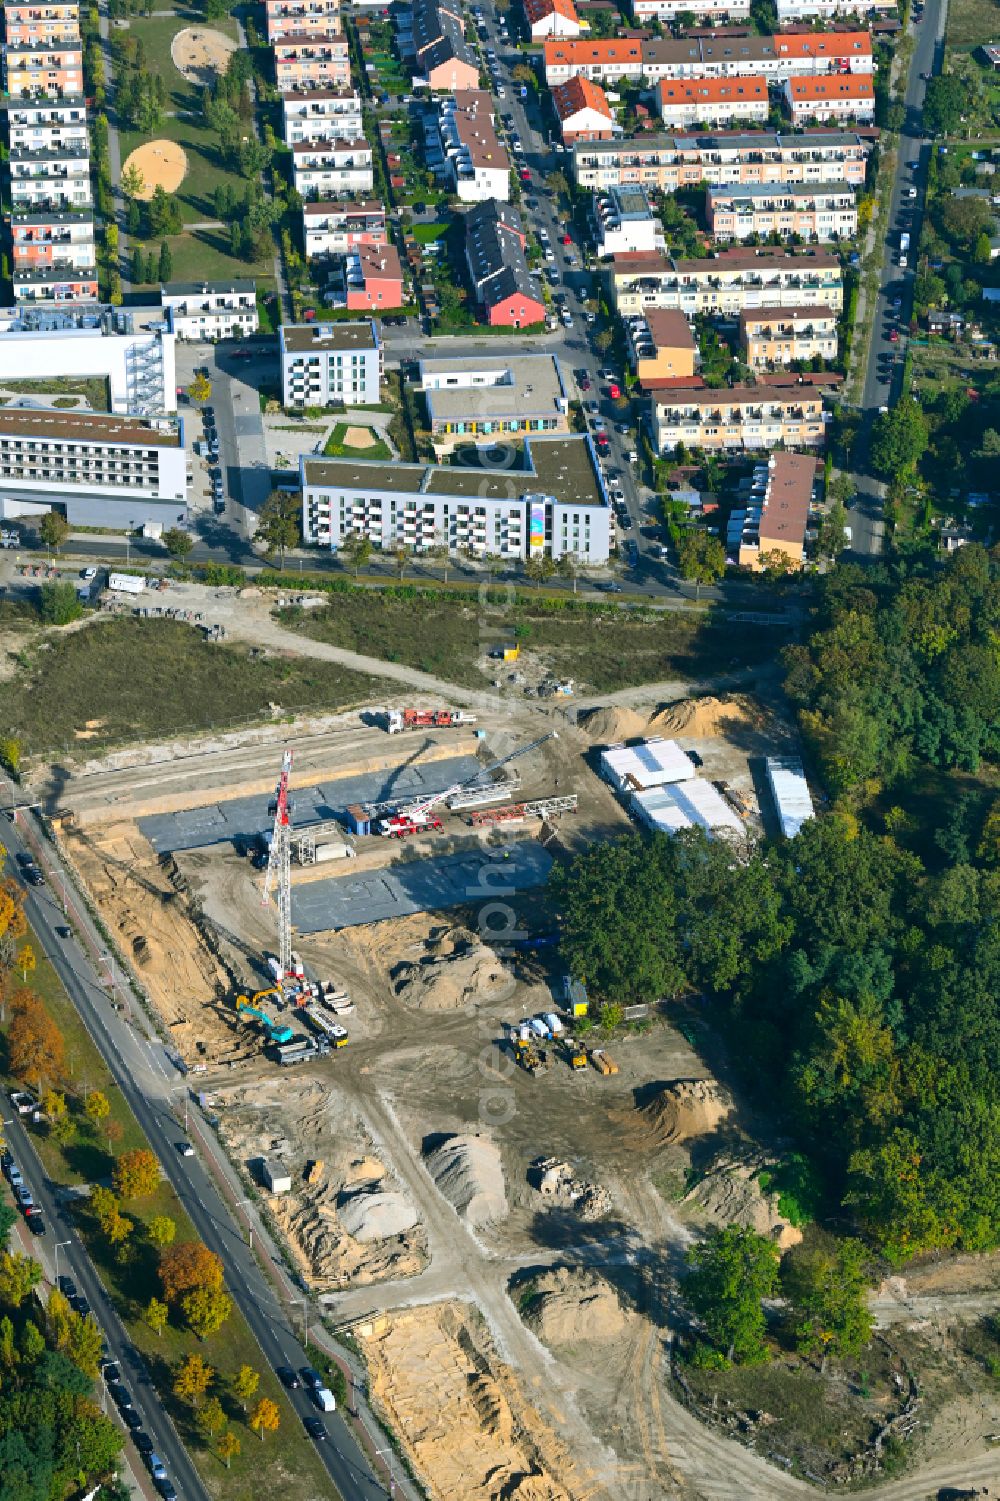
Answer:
[946,0,1000,47]
[322,422,391,460]
[0,936,333,1501]
[117,13,239,106]
[0,375,111,411]
[134,228,274,288]
[276,587,776,692]
[0,617,391,760]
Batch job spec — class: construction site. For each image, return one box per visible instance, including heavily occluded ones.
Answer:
[39,678,856,1501]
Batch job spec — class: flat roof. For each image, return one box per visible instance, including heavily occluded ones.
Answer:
[281,320,377,353]
[709,179,854,201]
[740,303,837,326]
[303,199,384,217]
[600,737,695,789]
[0,407,180,447]
[654,385,824,408]
[574,128,871,157]
[304,458,421,490]
[632,780,743,835]
[766,756,813,838]
[11,265,96,283]
[420,353,566,421]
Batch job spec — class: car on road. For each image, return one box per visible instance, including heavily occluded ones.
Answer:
[177,1141,194,1157]
[102,1361,121,1384]
[24,864,44,887]
[600,581,623,593]
[134,1433,153,1459]
[57,1276,76,1298]
[81,566,97,582]
[598,367,616,381]
[616,422,630,435]
[277,1366,300,1389]
[906,186,917,198]
[15,1186,33,1210]
[71,1294,91,1317]
[148,1453,167,1482]
[519,167,530,182]
[560,233,572,245]
[109,1383,133,1412]
[578,374,591,390]
[305,1416,327,1442]
[26,1211,44,1235]
[124,1408,143,1432]
[300,1366,323,1390]
[889,329,899,341]
[619,513,633,530]
[154,1481,177,1501]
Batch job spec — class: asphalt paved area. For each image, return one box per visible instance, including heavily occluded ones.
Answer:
[291,843,553,931]
[138,753,482,853]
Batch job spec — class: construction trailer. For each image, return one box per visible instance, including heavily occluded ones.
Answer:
[385,708,478,734]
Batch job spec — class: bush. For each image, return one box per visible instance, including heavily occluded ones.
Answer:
[39,581,83,626]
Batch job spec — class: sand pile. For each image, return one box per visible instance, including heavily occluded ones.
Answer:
[425,1133,507,1226]
[577,705,648,743]
[647,696,748,739]
[685,1154,802,1250]
[339,1186,420,1242]
[524,1267,633,1347]
[392,927,514,1012]
[532,1158,612,1220]
[638,1079,734,1147]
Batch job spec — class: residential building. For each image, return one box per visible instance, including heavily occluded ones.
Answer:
[10,209,94,270]
[623,308,698,385]
[301,434,610,561]
[552,75,615,144]
[524,0,582,38]
[0,408,187,529]
[412,0,480,91]
[280,320,382,408]
[11,264,97,302]
[785,74,876,123]
[0,302,177,414]
[273,36,350,93]
[543,38,644,87]
[734,451,816,569]
[594,185,664,257]
[4,96,88,151]
[740,304,839,367]
[772,30,874,74]
[280,88,362,145]
[658,76,769,129]
[776,0,894,19]
[3,40,82,96]
[418,353,572,450]
[292,137,374,197]
[159,281,258,340]
[343,241,405,310]
[609,247,844,316]
[653,384,826,452]
[3,2,81,46]
[572,129,874,191]
[707,180,858,241]
[302,199,387,259]
[265,0,342,41]
[464,199,547,327]
[435,91,510,202]
[9,143,92,209]
[632,0,750,24]
[640,30,872,82]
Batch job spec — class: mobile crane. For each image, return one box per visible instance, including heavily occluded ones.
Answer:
[377,731,558,838]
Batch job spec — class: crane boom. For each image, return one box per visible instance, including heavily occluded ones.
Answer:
[379,731,558,836]
[261,748,293,980]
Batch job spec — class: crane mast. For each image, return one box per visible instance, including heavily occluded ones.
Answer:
[379,731,558,835]
[262,748,293,981]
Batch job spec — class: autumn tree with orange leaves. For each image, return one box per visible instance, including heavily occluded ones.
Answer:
[159,1241,225,1306]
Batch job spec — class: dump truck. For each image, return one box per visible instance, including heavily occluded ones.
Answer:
[589,1048,619,1076]
[274,1039,320,1066]
[386,708,478,734]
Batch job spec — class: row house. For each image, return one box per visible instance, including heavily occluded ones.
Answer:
[273,36,350,93]
[10,208,93,269]
[3,2,80,45]
[572,129,874,192]
[552,75,616,144]
[343,242,405,310]
[735,452,816,571]
[776,0,895,19]
[631,0,750,24]
[785,74,876,123]
[707,180,858,241]
[545,31,872,86]
[412,0,480,92]
[608,247,844,316]
[9,142,92,209]
[3,40,82,97]
[740,305,839,367]
[653,384,827,453]
[292,138,374,197]
[303,200,387,259]
[524,0,582,38]
[12,262,97,302]
[281,87,362,144]
[265,0,341,42]
[658,76,769,130]
[623,307,698,385]
[543,39,644,87]
[4,95,88,150]
[464,199,546,328]
[435,91,510,202]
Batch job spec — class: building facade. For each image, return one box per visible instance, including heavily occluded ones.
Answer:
[280,320,382,408]
[658,76,769,129]
[0,303,177,413]
[273,37,350,92]
[572,129,874,191]
[552,75,615,143]
[343,242,405,310]
[3,40,82,96]
[464,200,546,327]
[524,0,582,38]
[11,264,97,301]
[740,305,840,366]
[653,385,826,452]
[4,2,81,46]
[435,91,510,202]
[265,0,342,41]
[609,247,844,315]
[303,200,387,259]
[707,180,858,241]
[9,144,91,209]
[10,210,94,269]
[292,138,374,197]
[785,74,876,123]
[735,451,816,569]
[776,0,894,18]
[4,96,88,150]
[545,30,873,85]
[159,281,258,340]
[594,185,664,257]
[632,0,750,22]
[280,88,362,144]
[624,308,698,384]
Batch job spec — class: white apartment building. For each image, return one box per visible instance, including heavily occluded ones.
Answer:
[435,91,511,203]
[0,408,187,529]
[292,138,374,197]
[707,181,858,241]
[9,144,92,209]
[594,186,664,257]
[280,88,362,145]
[159,281,258,340]
[609,247,844,316]
[776,0,895,18]
[4,96,89,151]
[0,303,177,415]
[301,434,611,561]
[280,320,382,408]
[572,130,874,192]
[11,265,98,302]
[302,200,387,259]
[632,0,750,22]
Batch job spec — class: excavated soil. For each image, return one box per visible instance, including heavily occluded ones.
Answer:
[579,695,752,747]
[391,924,519,1012]
[523,1267,634,1348]
[625,1079,735,1149]
[424,1132,507,1228]
[359,1303,589,1501]
[577,705,649,743]
[684,1152,803,1251]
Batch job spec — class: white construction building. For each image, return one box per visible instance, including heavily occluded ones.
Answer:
[599,737,696,792]
[766,756,814,837]
[631,780,743,836]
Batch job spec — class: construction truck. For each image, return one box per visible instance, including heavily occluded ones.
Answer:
[377,729,559,839]
[589,1048,619,1076]
[304,1005,349,1047]
[386,708,478,734]
[517,1043,550,1076]
[235,997,294,1045]
[274,1038,325,1066]
[562,1038,588,1071]
[377,809,444,838]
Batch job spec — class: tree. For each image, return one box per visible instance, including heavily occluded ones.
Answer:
[250,1396,280,1441]
[232,1364,260,1411]
[67,1311,104,1378]
[217,1430,241,1469]
[8,991,65,1089]
[159,1240,225,1304]
[0,1251,41,1308]
[38,512,69,553]
[19,1318,45,1364]
[145,1297,168,1338]
[173,1352,214,1408]
[120,161,145,199]
[781,1236,874,1368]
[188,373,212,404]
[339,530,372,580]
[870,400,928,479]
[158,240,172,283]
[197,1396,228,1441]
[923,73,966,136]
[106,1208,134,1259]
[677,529,726,598]
[163,527,193,559]
[113,1147,160,1200]
[817,500,850,562]
[89,1186,120,1237]
[147,1215,176,1249]
[546,169,570,201]
[85,1091,111,1130]
[393,545,412,581]
[524,555,556,589]
[684,1226,780,1365]
[181,1285,233,1340]
[256,490,301,569]
[40,580,84,625]
[975,230,993,265]
[17,944,35,984]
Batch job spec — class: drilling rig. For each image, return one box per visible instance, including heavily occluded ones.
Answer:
[261,748,293,982]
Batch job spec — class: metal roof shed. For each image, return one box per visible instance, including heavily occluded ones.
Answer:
[766,757,813,838]
[599,737,695,793]
[632,780,743,837]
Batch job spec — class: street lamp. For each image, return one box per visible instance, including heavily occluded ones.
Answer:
[375,1445,397,1497]
[53,1240,72,1288]
[235,1196,255,1252]
[170,1085,190,1133]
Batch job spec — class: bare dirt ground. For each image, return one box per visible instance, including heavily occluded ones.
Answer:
[120,140,187,198]
[170,25,237,84]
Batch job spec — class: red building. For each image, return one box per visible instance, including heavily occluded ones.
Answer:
[344,242,405,310]
[464,200,546,327]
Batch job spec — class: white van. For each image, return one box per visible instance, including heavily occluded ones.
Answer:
[312,1387,336,1413]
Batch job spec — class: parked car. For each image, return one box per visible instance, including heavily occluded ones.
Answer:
[26,1211,45,1235]
[15,1186,33,1210]
[148,1453,168,1482]
[300,1366,323,1390]
[57,1276,76,1298]
[102,1361,121,1384]
[110,1383,133,1412]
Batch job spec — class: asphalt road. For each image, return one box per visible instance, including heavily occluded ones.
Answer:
[849,0,947,555]
[0,814,391,1501]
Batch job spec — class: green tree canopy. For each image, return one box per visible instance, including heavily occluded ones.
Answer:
[684,1226,780,1364]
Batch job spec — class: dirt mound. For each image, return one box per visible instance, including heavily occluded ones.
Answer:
[639,1079,734,1146]
[646,695,748,740]
[425,1132,507,1227]
[524,1267,632,1347]
[392,927,514,1012]
[685,1153,802,1250]
[339,1187,419,1242]
[531,1158,612,1220]
[577,705,648,743]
